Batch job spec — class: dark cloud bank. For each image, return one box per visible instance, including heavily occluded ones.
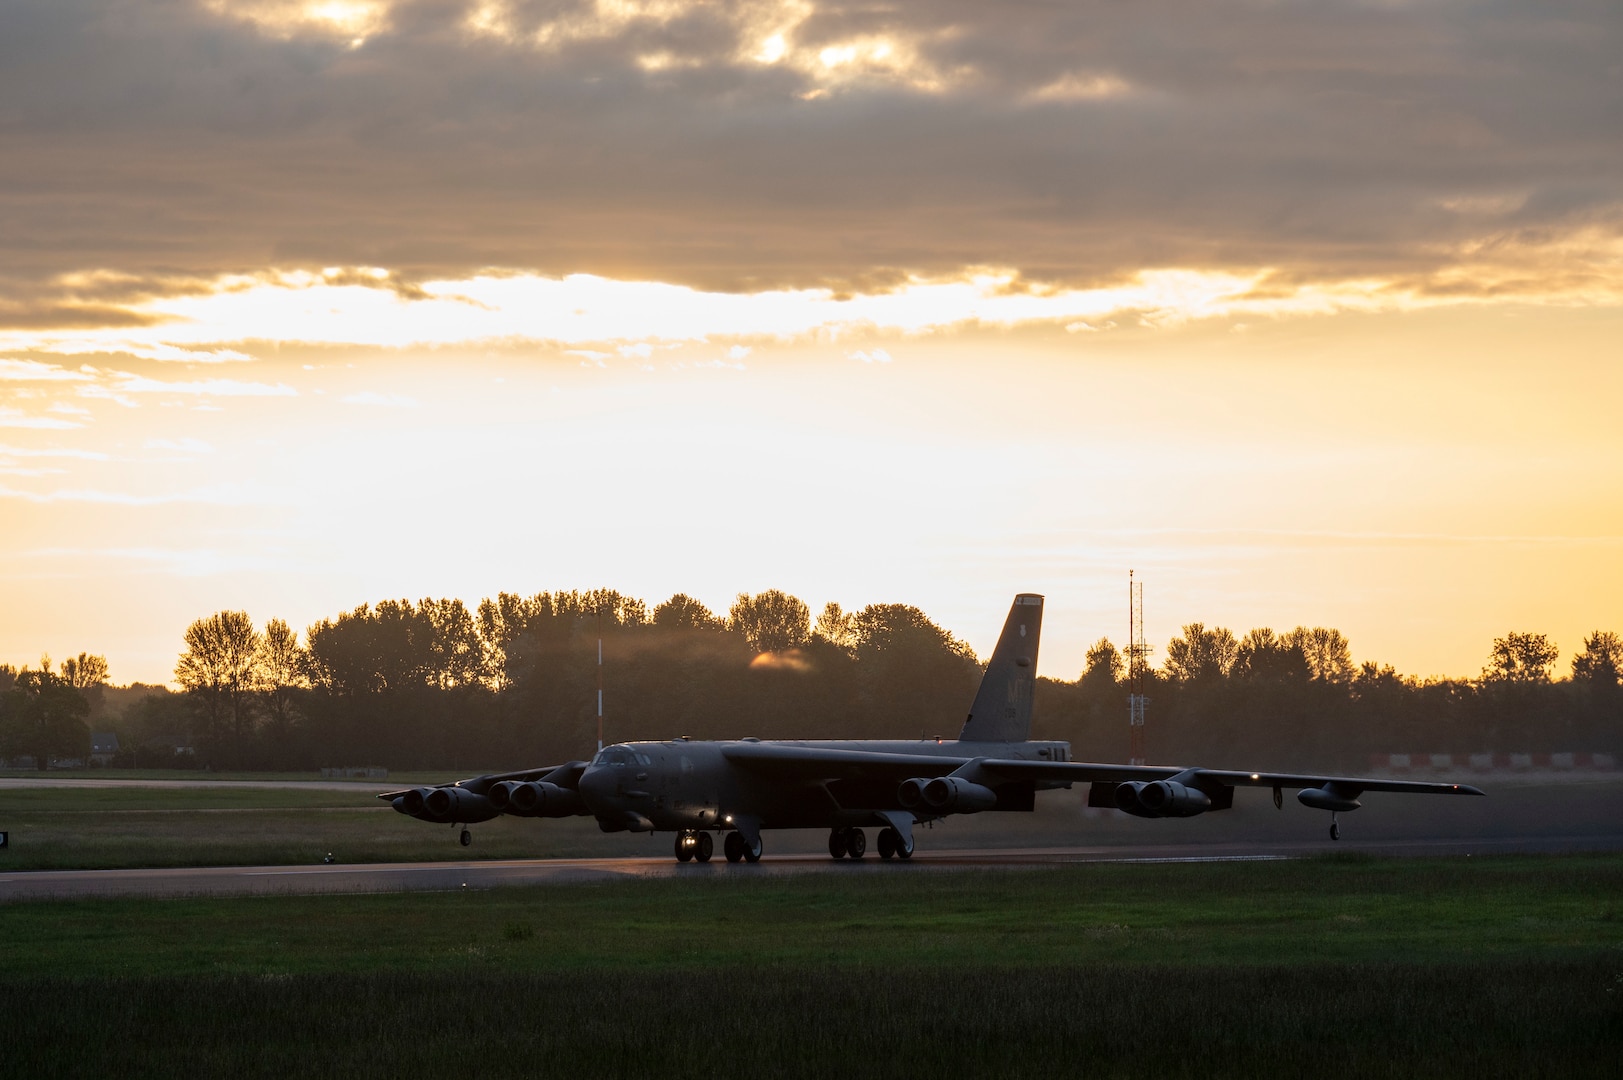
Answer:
[1,0,1619,315]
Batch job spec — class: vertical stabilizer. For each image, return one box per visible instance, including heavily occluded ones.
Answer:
[958,594,1043,743]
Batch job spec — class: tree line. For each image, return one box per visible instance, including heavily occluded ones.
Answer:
[3,589,1619,773]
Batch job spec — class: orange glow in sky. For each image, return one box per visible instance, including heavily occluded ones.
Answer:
[2,0,1620,686]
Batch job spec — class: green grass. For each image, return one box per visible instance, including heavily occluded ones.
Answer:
[1,856,1619,1077]
[3,962,1617,1079]
[0,783,622,867]
[4,855,1619,977]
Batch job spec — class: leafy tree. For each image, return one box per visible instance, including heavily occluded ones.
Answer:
[1283,627,1354,683]
[175,611,262,766]
[653,594,724,631]
[256,618,306,762]
[59,653,109,689]
[812,602,858,654]
[1572,631,1622,686]
[728,590,811,655]
[1,659,91,769]
[420,598,488,689]
[1232,628,1308,682]
[1081,638,1123,688]
[1164,623,1238,683]
[1482,632,1560,683]
[845,604,977,733]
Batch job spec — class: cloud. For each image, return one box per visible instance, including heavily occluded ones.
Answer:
[0,443,108,461]
[0,407,82,430]
[0,359,93,381]
[21,544,281,576]
[341,391,420,407]
[0,483,269,506]
[83,374,297,398]
[0,0,1616,324]
[144,437,214,454]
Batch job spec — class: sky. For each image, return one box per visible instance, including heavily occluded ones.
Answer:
[2,0,1620,686]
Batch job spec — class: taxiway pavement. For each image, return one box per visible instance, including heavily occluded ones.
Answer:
[3,833,1617,902]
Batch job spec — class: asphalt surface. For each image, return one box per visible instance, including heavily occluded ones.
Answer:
[0,777,387,792]
[3,833,1618,901]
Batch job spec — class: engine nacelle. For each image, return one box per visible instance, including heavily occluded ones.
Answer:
[1297,785,1361,813]
[921,777,999,813]
[1137,780,1212,818]
[897,778,927,809]
[392,787,431,817]
[419,786,500,824]
[506,781,586,818]
[1113,781,1160,818]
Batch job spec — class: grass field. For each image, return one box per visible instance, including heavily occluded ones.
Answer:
[2,856,1620,1076]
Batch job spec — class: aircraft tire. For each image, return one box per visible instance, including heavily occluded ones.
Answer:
[877,828,897,859]
[459,829,471,847]
[744,835,762,863]
[847,828,866,859]
[896,833,914,859]
[724,831,746,863]
[696,832,714,862]
[675,833,694,863]
[828,829,848,859]
[1330,821,1340,841]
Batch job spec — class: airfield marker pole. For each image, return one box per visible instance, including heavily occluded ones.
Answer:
[597,606,604,752]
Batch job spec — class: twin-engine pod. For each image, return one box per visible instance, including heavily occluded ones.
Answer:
[392,786,500,824]
[1114,780,1211,818]
[487,780,586,818]
[920,776,999,813]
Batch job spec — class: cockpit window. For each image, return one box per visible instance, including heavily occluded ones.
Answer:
[592,745,652,766]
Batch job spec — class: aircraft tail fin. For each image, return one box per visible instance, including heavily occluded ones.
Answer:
[958,594,1043,743]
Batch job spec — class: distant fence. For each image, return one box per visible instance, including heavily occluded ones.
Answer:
[1371,752,1616,772]
[320,767,389,779]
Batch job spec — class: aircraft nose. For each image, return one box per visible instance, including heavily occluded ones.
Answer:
[576,765,617,812]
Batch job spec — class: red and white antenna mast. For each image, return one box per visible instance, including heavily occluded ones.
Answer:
[1127,571,1150,766]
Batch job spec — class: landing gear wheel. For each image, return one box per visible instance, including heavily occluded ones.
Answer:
[459,829,471,847]
[696,832,714,863]
[743,835,763,863]
[1330,815,1341,842]
[724,831,746,863]
[847,828,866,859]
[877,828,897,859]
[896,832,914,859]
[828,829,849,860]
[675,833,694,863]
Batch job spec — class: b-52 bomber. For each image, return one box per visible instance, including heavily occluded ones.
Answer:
[382,594,1484,862]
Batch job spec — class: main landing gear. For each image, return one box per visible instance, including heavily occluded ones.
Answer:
[723,831,763,864]
[674,830,714,863]
[875,827,914,860]
[829,827,913,860]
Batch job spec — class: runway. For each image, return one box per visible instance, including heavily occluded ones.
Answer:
[3,833,1616,902]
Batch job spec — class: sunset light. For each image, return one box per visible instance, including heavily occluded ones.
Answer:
[1,0,1619,689]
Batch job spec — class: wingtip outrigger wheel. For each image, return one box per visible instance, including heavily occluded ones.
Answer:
[1329,813,1340,841]
[460,828,472,847]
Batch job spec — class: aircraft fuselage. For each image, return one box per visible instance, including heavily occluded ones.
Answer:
[577,738,1073,833]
